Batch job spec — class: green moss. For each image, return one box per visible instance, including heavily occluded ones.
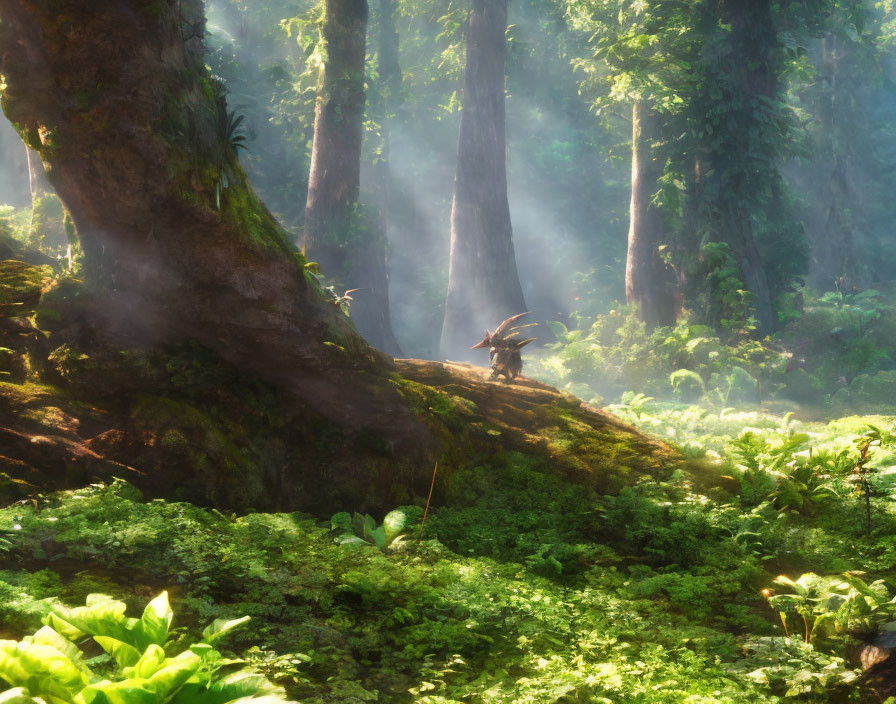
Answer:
[0,380,59,407]
[130,395,260,503]
[0,260,48,311]
[0,471,35,503]
[28,194,69,251]
[390,376,476,428]
[220,183,292,254]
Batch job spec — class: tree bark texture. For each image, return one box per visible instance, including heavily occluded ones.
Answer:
[366,0,404,355]
[626,101,677,329]
[0,0,426,451]
[440,0,526,361]
[709,0,777,334]
[303,0,401,355]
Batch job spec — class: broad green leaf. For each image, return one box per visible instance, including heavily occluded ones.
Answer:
[329,512,352,533]
[0,688,46,704]
[0,639,89,702]
[81,651,203,704]
[545,321,569,342]
[370,526,387,551]
[361,515,376,542]
[171,671,285,704]
[42,615,85,643]
[76,680,160,704]
[142,651,202,698]
[30,628,92,678]
[139,594,172,648]
[46,597,145,652]
[381,510,408,543]
[84,596,116,608]
[201,617,250,646]
[122,645,166,680]
[350,513,364,538]
[336,535,368,547]
[92,638,141,670]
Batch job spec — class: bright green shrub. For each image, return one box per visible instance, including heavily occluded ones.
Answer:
[534,310,784,405]
[0,591,293,704]
[330,508,420,550]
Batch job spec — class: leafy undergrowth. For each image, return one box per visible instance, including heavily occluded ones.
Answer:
[3,414,896,704]
[531,291,896,415]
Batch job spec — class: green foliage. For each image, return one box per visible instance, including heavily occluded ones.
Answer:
[694,242,758,337]
[0,261,51,318]
[0,418,896,704]
[221,111,248,154]
[3,401,896,703]
[0,591,293,704]
[330,508,419,551]
[765,571,896,644]
[733,636,858,698]
[670,368,705,400]
[27,195,71,254]
[533,286,896,411]
[534,309,783,404]
[730,429,834,512]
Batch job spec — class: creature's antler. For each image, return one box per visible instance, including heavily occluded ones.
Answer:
[492,312,529,337]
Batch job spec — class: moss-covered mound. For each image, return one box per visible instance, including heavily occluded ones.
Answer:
[395,359,679,493]
[0,255,687,514]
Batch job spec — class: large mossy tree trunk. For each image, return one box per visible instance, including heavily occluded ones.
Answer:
[626,101,677,330]
[303,0,402,356]
[0,0,424,451]
[439,0,527,362]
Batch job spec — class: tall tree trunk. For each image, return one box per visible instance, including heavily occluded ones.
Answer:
[371,0,403,355]
[303,0,402,355]
[714,0,777,335]
[626,101,676,329]
[809,33,860,289]
[0,0,425,451]
[374,0,401,264]
[440,0,526,361]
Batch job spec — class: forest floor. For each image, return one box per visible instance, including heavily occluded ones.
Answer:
[3,393,896,702]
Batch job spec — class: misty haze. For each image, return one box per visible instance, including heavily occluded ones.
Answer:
[2,1,896,702]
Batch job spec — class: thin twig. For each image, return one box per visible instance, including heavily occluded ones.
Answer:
[419,462,439,539]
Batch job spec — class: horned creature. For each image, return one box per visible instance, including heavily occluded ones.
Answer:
[472,313,537,381]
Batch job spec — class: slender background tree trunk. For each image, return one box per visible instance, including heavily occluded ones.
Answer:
[626,101,677,329]
[440,0,526,361]
[303,0,402,355]
[809,33,860,289]
[371,0,403,353]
